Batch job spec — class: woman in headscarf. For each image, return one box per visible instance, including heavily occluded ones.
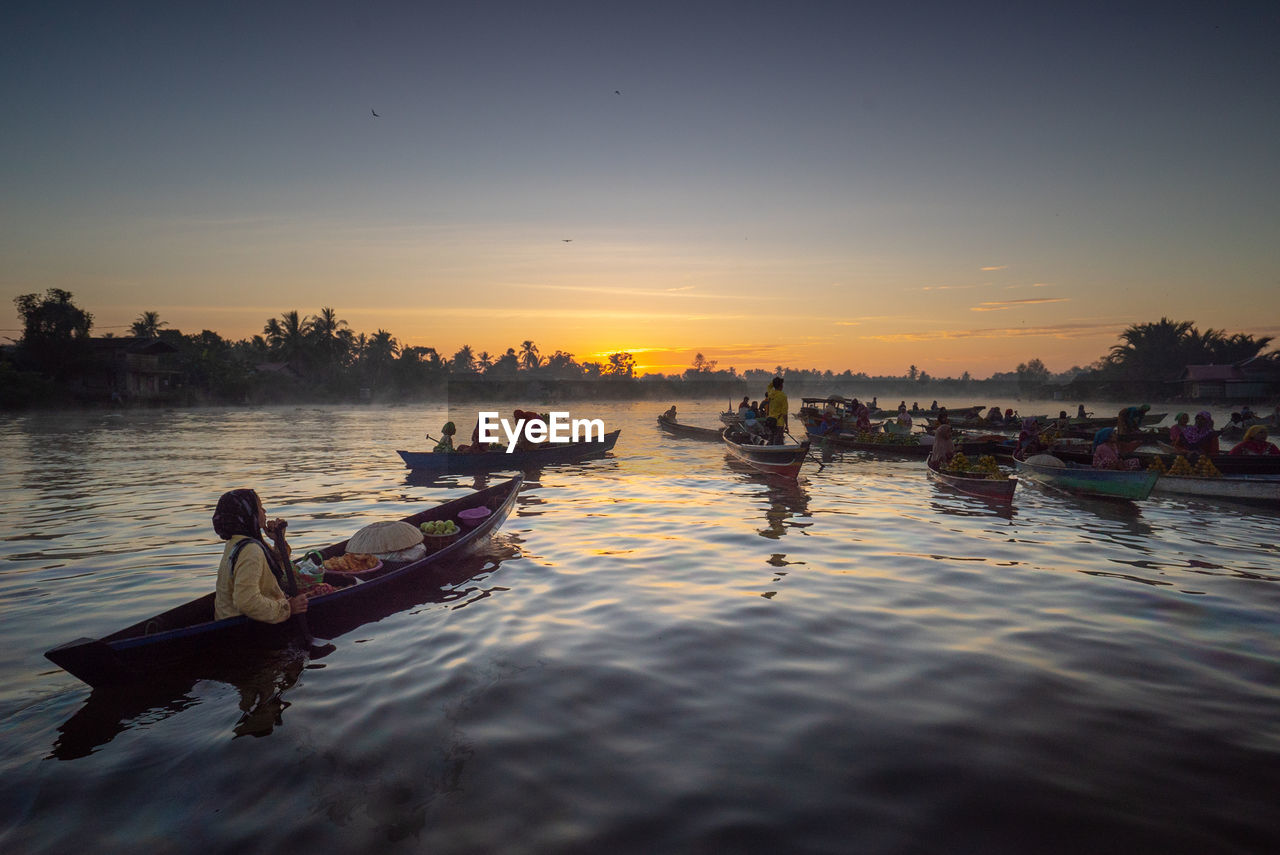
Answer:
[1015,417,1044,460]
[1228,425,1280,456]
[212,489,309,623]
[1179,411,1220,455]
[928,423,956,466]
[1092,428,1140,470]
[1168,412,1191,450]
[433,421,456,453]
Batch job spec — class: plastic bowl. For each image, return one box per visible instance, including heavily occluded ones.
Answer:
[457,506,491,529]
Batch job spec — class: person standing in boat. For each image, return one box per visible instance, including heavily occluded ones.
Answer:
[765,377,789,444]
[212,489,308,623]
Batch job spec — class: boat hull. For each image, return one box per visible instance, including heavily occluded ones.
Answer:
[45,477,524,688]
[657,416,722,441]
[927,457,1017,500]
[722,431,810,478]
[1151,473,1280,504]
[397,430,619,472]
[1016,459,1158,500]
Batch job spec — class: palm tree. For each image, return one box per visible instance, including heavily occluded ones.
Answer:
[475,351,494,372]
[519,340,542,371]
[130,310,167,338]
[450,345,476,373]
[263,310,310,364]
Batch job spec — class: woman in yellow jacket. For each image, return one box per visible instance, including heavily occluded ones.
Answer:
[212,489,309,623]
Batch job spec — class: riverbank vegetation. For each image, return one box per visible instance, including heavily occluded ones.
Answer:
[4,290,1277,409]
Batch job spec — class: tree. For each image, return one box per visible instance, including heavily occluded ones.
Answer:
[13,288,94,379]
[687,352,718,376]
[263,311,310,364]
[130,310,167,338]
[1107,318,1273,383]
[309,307,353,376]
[519,340,541,371]
[450,345,476,374]
[1015,358,1050,390]
[604,352,636,377]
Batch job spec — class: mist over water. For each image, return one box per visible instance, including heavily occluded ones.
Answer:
[2,400,1278,854]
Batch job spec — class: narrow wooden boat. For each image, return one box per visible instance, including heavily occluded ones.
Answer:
[1015,455,1158,500]
[926,457,1017,500]
[1150,473,1280,504]
[45,477,524,688]
[397,429,619,472]
[657,415,723,441]
[722,428,810,478]
[1048,445,1280,476]
[809,429,1003,459]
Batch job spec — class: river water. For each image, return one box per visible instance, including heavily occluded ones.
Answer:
[1,400,1278,854]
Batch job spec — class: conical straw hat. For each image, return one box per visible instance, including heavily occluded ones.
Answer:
[347,520,423,554]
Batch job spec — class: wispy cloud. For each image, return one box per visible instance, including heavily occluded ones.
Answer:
[980,265,1009,272]
[863,321,1119,343]
[920,284,979,291]
[970,297,1069,312]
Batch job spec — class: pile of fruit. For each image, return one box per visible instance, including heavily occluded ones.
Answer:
[854,430,920,446]
[944,453,1007,479]
[420,519,459,536]
[1152,455,1221,477]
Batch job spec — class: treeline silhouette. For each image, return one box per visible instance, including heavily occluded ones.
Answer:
[4,291,1276,408]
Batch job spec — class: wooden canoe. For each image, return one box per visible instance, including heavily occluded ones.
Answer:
[397,429,619,472]
[722,428,810,478]
[1015,456,1158,500]
[926,457,1017,500]
[809,429,1003,459]
[1150,473,1280,504]
[44,476,524,688]
[657,415,723,442]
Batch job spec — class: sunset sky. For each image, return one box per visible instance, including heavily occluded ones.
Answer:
[3,2,1277,377]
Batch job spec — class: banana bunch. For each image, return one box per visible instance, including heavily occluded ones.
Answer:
[975,455,1006,479]
[946,452,971,473]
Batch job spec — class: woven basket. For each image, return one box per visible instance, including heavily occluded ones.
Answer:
[421,530,460,552]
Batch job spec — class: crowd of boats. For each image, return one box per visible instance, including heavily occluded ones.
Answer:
[45,397,1276,689]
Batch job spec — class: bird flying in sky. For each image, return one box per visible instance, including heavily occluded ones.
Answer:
[371,109,380,117]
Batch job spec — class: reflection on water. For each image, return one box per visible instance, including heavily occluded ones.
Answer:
[4,402,1280,854]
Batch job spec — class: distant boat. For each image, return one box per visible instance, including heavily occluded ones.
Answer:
[397,430,620,473]
[657,415,722,441]
[1015,455,1158,501]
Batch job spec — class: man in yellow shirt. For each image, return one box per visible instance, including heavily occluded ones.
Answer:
[765,377,788,443]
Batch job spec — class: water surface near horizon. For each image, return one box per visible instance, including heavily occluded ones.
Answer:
[1,400,1278,854]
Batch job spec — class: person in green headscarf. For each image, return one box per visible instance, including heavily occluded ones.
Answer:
[434,421,456,453]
